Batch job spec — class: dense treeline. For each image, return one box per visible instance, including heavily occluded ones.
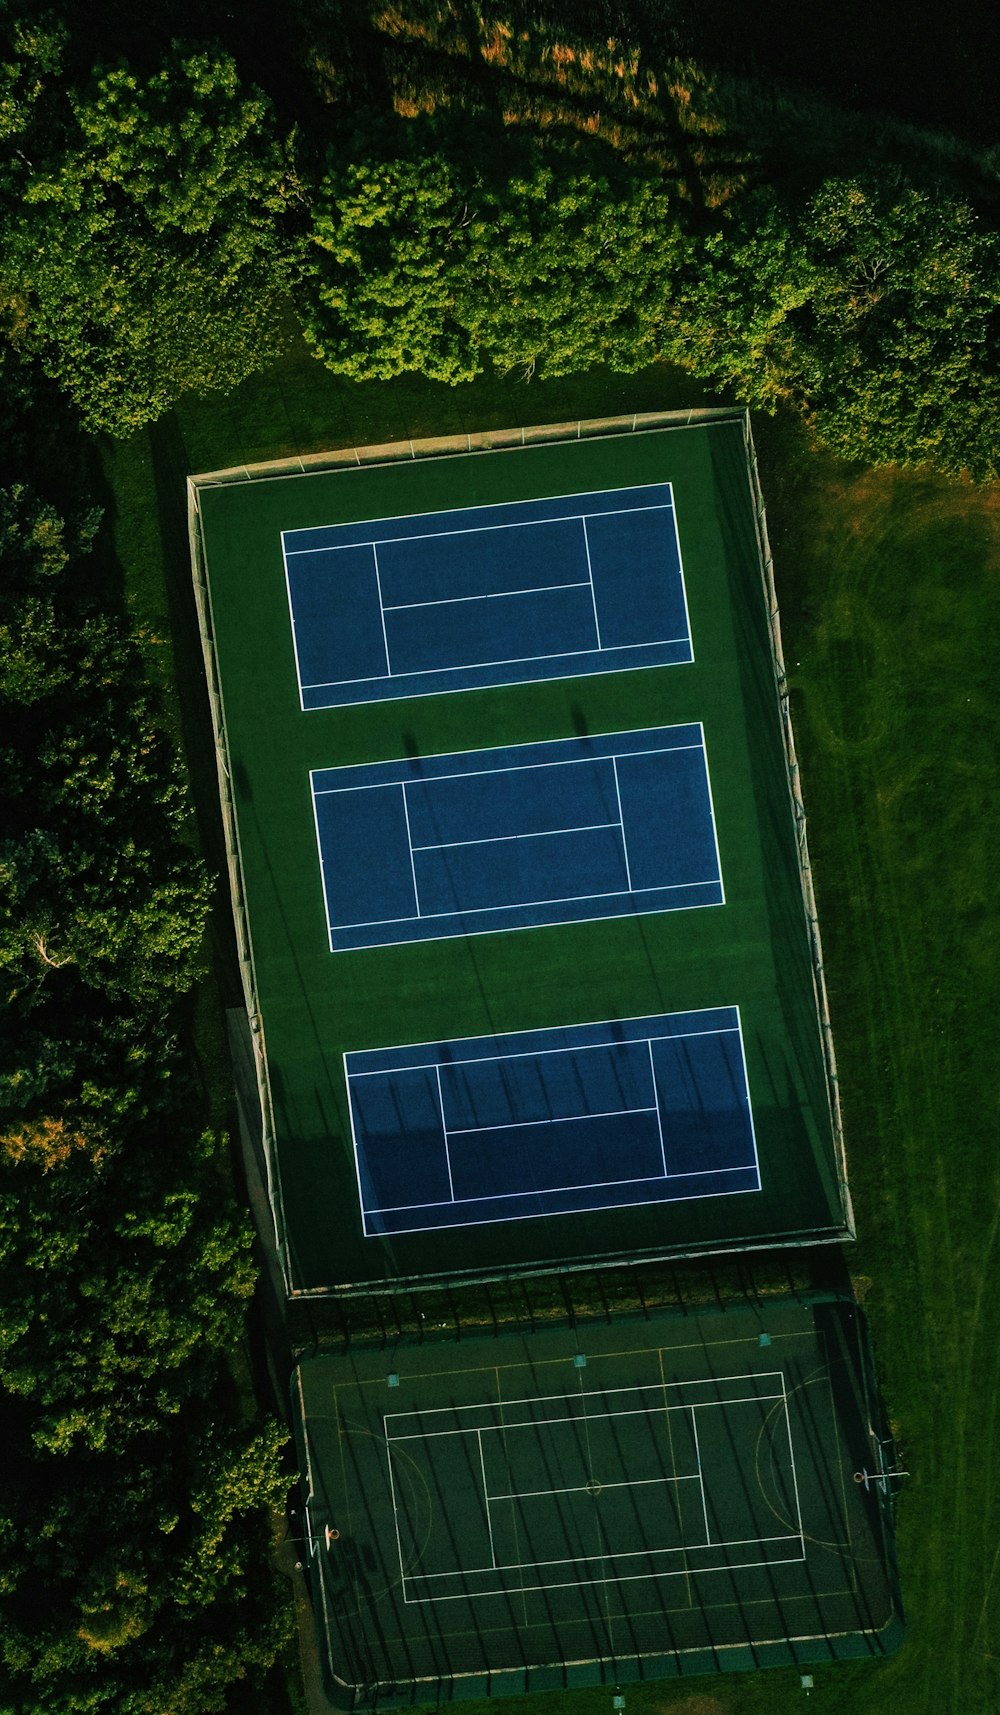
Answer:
[1,3,998,1709]
[0,352,294,1707]
[1,2,998,472]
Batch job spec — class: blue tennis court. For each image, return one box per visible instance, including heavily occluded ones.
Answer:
[344,1009,759,1237]
[311,725,724,952]
[283,484,691,709]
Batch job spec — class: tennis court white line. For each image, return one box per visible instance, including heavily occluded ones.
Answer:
[309,773,336,952]
[314,741,702,794]
[322,731,721,937]
[346,1011,746,1221]
[733,1005,762,1197]
[351,1007,754,1221]
[301,634,690,692]
[285,499,675,556]
[346,1022,741,1078]
[702,731,727,907]
[344,1008,744,1241]
[346,1055,374,1238]
[610,757,634,893]
[403,1548,809,1604]
[385,1390,786,1440]
[368,1169,673,1218]
[782,1373,807,1552]
[281,478,674,542]
[403,1528,802,1581]
[365,1159,759,1216]
[487,1474,699,1502]
[382,578,591,612]
[365,1170,759,1230]
[409,819,619,853]
[398,783,422,919]
[363,1159,754,1214]
[580,516,603,650]
[401,1548,808,1604]
[441,1104,658,1141]
[477,1430,497,1570]
[384,1372,784,1424]
[434,1065,455,1202]
[690,1409,711,1545]
[279,533,308,713]
[370,543,393,678]
[400,1535,807,1599]
[384,1435,409,1594]
[284,478,695,708]
[647,1039,668,1177]
[331,876,721,935]
[315,722,702,775]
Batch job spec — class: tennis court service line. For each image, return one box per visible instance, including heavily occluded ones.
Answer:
[397,763,629,927]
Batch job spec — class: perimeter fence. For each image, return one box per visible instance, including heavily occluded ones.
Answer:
[189,404,853,1301]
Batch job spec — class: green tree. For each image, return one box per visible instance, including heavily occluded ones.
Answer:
[170,1420,291,1608]
[301,139,691,384]
[793,176,1000,474]
[0,1408,292,1708]
[0,482,212,1009]
[462,161,691,379]
[303,146,479,382]
[661,174,1000,477]
[69,48,293,254]
[0,10,66,151]
[0,285,292,1715]
[2,44,298,432]
[658,187,816,407]
[0,1130,256,1454]
[0,828,213,1006]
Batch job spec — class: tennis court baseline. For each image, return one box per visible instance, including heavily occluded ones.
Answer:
[312,725,724,952]
[345,1009,759,1237]
[283,484,692,709]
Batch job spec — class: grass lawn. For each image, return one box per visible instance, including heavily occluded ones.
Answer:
[100,345,1000,1714]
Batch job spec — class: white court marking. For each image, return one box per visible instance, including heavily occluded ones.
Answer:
[383,1376,804,1603]
[282,484,691,700]
[346,1012,760,1234]
[312,730,723,946]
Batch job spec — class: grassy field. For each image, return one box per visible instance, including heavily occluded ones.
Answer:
[100,346,1000,1714]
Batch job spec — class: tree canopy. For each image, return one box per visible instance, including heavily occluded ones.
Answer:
[659,175,1000,476]
[301,138,692,384]
[1,6,996,471]
[1,40,298,433]
[0,402,293,1709]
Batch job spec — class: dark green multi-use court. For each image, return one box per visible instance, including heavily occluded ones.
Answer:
[294,1298,901,1696]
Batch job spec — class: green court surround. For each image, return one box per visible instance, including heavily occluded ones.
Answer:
[190,414,851,1292]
